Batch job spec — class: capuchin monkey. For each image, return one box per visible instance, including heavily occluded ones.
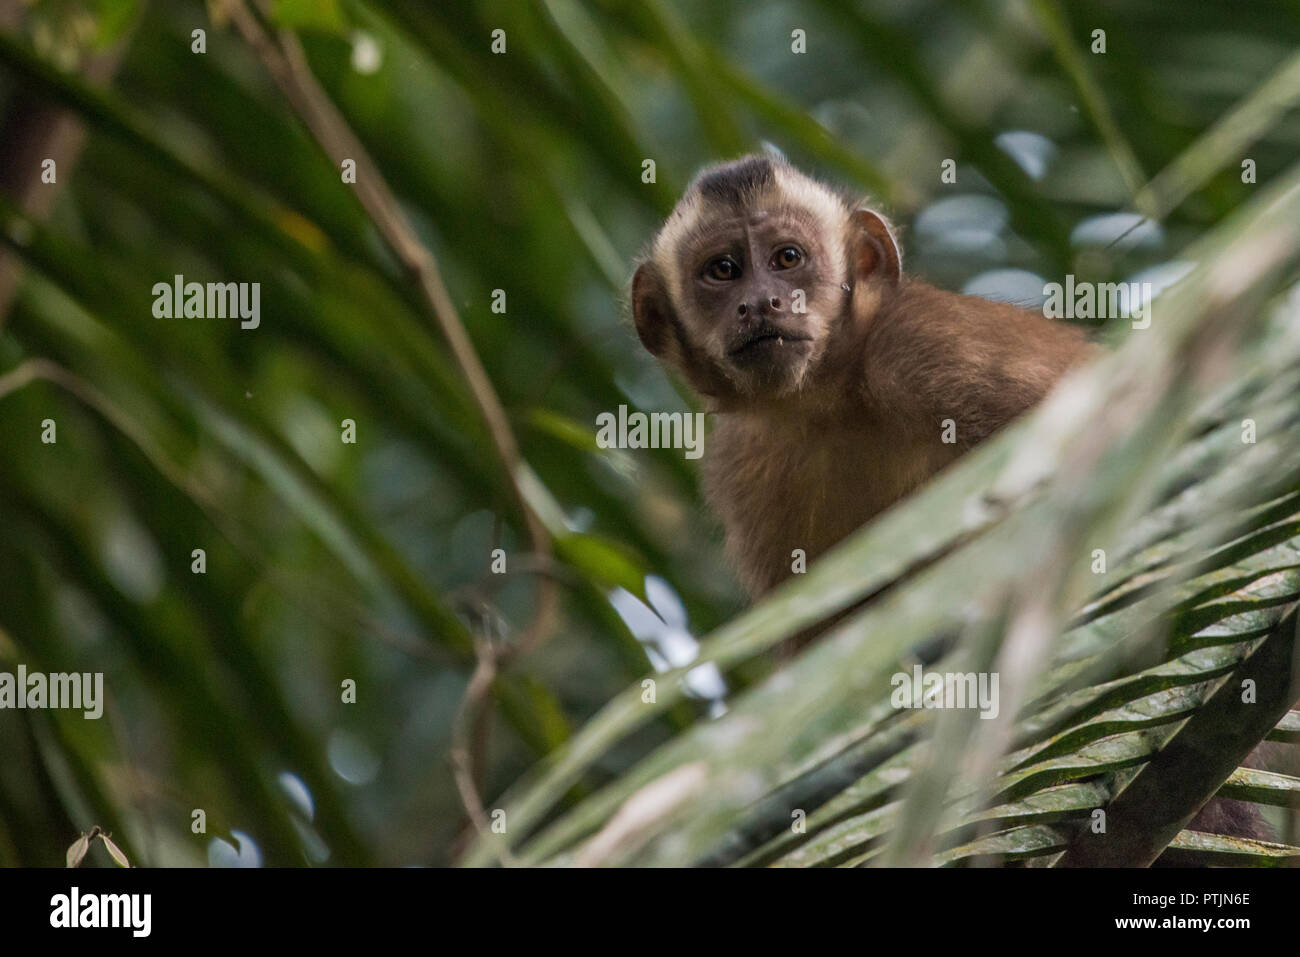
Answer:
[632,153,1094,598]
[631,153,1288,850]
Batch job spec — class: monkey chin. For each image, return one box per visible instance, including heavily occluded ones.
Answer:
[724,335,816,397]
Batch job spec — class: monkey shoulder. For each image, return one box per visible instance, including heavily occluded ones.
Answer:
[863,282,1095,443]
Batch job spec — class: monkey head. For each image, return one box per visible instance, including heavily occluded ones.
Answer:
[631,154,901,403]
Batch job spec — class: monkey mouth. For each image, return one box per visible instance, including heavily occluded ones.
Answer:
[727,325,810,357]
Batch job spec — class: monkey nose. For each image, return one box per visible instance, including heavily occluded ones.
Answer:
[740,297,783,319]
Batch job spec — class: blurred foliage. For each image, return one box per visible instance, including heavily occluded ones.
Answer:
[0,0,1298,867]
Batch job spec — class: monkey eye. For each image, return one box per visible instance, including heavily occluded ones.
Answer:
[771,246,804,270]
[704,256,741,281]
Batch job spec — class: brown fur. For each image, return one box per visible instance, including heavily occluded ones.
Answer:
[705,281,1093,594]
[633,155,1095,598]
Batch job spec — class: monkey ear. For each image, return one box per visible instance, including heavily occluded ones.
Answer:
[631,261,678,359]
[850,208,902,285]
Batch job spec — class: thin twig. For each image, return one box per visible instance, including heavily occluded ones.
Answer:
[448,640,515,864]
[220,0,560,849]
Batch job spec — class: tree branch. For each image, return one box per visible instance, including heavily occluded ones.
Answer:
[218,0,560,847]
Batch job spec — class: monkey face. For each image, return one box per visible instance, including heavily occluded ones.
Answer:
[632,155,902,404]
[632,209,852,400]
[677,212,844,396]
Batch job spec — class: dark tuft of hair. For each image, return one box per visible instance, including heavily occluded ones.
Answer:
[692,155,779,206]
